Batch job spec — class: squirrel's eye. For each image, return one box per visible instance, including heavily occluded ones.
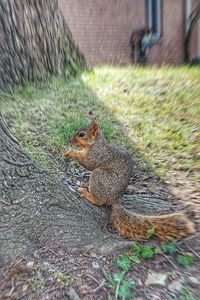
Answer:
[79,132,85,137]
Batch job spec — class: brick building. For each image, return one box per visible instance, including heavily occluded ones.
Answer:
[59,0,200,66]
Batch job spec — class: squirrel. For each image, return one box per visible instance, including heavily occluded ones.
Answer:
[65,121,195,240]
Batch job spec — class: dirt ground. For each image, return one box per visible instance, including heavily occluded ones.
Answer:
[0,161,200,300]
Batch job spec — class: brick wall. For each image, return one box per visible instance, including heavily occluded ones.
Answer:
[59,0,199,66]
[148,0,184,65]
[59,0,145,65]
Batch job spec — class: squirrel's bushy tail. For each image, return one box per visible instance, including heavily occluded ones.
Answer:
[111,203,195,240]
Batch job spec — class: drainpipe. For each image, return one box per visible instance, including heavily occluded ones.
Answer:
[183,0,191,63]
[184,0,200,62]
[183,0,186,62]
[198,1,200,56]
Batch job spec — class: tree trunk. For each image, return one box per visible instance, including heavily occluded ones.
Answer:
[0,0,87,91]
[0,113,110,261]
[0,113,175,262]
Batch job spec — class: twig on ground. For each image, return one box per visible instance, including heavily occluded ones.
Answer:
[184,244,200,260]
[115,271,125,300]
[162,253,178,269]
[93,279,107,293]
[65,182,78,194]
[63,265,87,274]
[42,285,61,295]
[66,287,81,300]
[48,247,60,257]
[84,273,100,285]
[4,278,15,298]
[178,233,200,245]
[101,267,109,280]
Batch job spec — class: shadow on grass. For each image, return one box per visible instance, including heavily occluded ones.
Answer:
[0,72,185,216]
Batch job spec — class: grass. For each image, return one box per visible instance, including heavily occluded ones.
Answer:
[0,65,199,178]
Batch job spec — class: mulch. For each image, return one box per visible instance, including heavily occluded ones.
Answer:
[1,161,199,300]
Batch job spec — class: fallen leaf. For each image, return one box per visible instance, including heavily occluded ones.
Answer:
[145,271,168,286]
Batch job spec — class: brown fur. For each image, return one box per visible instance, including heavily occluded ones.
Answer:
[111,204,195,240]
[65,121,195,240]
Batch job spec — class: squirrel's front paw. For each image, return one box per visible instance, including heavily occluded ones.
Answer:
[78,187,89,197]
[64,149,74,158]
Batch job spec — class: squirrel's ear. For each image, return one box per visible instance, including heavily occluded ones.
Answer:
[89,121,99,137]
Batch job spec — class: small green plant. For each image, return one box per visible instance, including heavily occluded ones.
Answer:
[131,242,140,255]
[141,245,155,260]
[127,242,141,264]
[179,287,197,300]
[167,287,197,300]
[107,272,135,299]
[108,239,195,299]
[146,228,155,239]
[154,246,162,255]
[118,279,135,299]
[129,255,141,264]
[107,253,136,299]
[30,276,46,289]
[53,271,73,286]
[161,238,177,254]
[176,253,194,267]
[117,254,131,272]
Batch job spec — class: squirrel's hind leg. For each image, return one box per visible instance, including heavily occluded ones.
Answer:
[78,187,107,206]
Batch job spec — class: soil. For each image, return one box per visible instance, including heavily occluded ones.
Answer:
[1,161,200,300]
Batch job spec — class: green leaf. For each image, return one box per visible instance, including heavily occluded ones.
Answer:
[117,255,131,272]
[107,275,116,287]
[180,287,196,300]
[113,272,125,282]
[146,228,155,239]
[154,246,162,255]
[118,280,134,299]
[161,240,177,254]
[141,246,154,260]
[176,253,193,267]
[129,255,141,264]
[131,243,140,254]
[123,279,135,288]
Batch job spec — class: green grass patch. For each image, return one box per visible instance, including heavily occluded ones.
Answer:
[86,66,200,177]
[0,65,199,177]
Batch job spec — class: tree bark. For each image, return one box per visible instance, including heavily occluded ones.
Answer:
[0,113,175,262]
[0,113,111,261]
[0,0,87,90]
